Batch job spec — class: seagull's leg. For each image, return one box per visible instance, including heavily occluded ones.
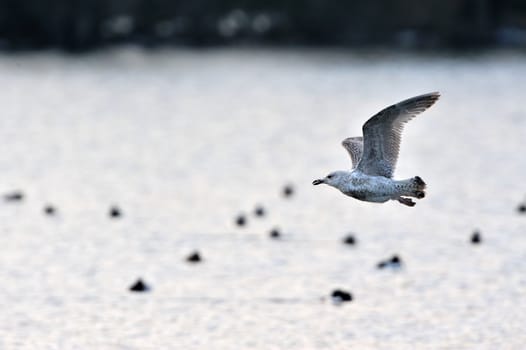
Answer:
[397,197,416,207]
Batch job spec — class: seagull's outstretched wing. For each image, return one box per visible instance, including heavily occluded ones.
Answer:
[341,137,363,169]
[356,92,440,178]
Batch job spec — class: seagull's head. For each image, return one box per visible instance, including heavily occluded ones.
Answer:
[312,171,348,188]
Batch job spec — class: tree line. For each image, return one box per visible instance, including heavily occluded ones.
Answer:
[0,0,524,51]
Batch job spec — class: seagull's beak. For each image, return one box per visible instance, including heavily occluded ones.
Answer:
[312,179,324,186]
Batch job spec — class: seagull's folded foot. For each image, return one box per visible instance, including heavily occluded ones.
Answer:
[398,197,416,207]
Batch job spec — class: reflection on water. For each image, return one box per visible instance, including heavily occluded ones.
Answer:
[0,48,525,349]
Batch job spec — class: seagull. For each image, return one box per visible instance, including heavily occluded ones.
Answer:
[312,92,440,207]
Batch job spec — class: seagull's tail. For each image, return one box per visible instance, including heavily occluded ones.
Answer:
[411,176,426,199]
[397,176,426,200]
[394,177,426,206]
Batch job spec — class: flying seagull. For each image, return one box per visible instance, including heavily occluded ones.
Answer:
[313,92,440,207]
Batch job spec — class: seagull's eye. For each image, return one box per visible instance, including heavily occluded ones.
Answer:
[327,174,333,179]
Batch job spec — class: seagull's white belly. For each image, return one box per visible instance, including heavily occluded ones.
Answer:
[342,172,398,203]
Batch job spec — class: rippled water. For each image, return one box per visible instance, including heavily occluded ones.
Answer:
[0,48,525,349]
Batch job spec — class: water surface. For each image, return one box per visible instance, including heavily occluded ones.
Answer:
[0,48,525,349]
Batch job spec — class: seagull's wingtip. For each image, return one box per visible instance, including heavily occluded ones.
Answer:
[421,91,441,105]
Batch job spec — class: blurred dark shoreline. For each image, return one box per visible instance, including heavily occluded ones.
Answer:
[3,44,526,62]
[1,1,526,52]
